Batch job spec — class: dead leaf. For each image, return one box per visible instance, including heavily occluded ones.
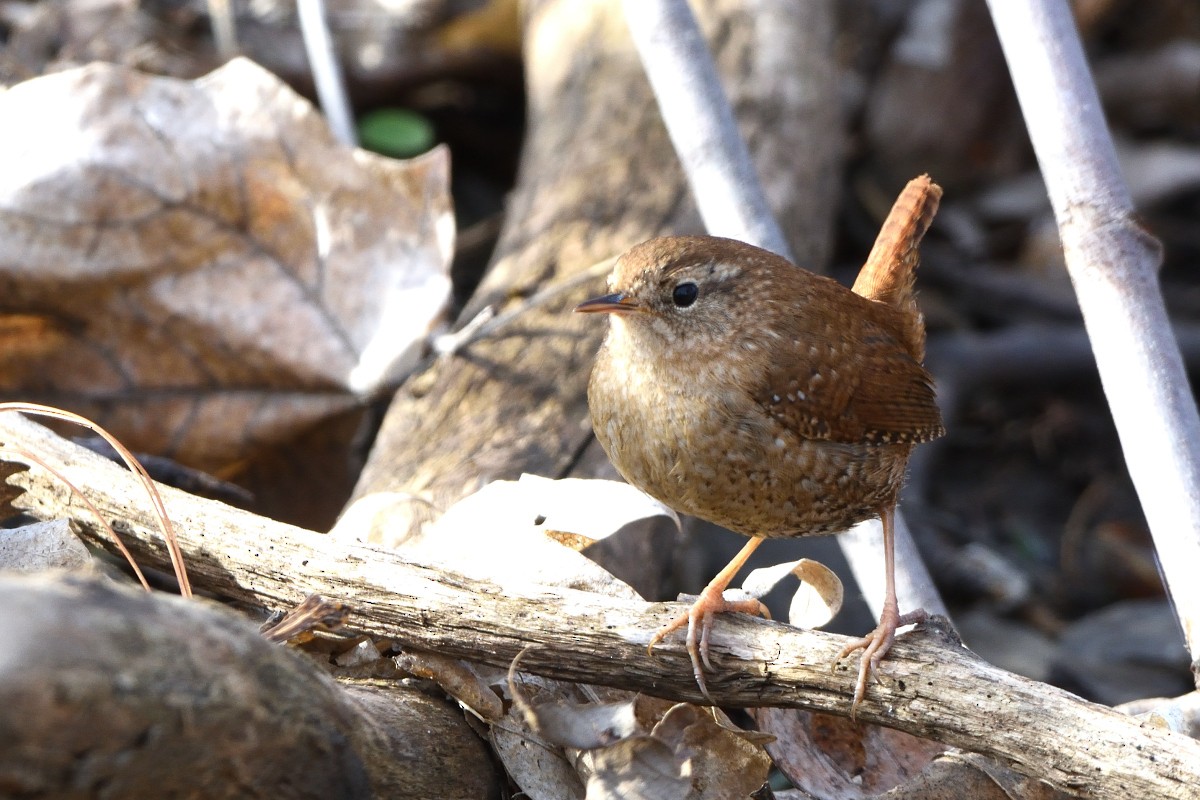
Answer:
[508,646,641,749]
[586,736,690,800]
[742,557,844,629]
[395,650,505,722]
[950,752,1076,800]
[392,475,672,599]
[0,313,75,369]
[750,708,945,798]
[842,751,1076,800]
[0,518,95,573]
[0,0,201,83]
[0,58,453,475]
[525,698,642,751]
[519,474,680,600]
[490,669,589,800]
[509,653,770,800]
[649,704,771,798]
[516,474,680,541]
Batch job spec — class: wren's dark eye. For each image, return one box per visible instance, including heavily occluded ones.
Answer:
[672,282,699,308]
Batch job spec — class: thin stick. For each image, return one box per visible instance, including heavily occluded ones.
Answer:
[986,0,1200,663]
[298,0,357,147]
[0,447,150,590]
[621,0,792,260]
[0,403,190,597]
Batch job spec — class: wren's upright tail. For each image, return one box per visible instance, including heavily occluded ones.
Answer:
[851,175,942,362]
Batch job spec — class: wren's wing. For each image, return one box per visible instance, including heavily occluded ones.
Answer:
[753,314,944,445]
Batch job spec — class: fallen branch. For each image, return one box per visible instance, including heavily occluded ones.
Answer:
[2,413,1198,799]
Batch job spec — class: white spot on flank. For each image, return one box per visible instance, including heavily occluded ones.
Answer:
[772,394,781,403]
[775,437,785,448]
[796,391,806,400]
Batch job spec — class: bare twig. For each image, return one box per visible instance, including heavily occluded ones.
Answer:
[0,403,188,596]
[206,0,237,60]
[621,0,792,260]
[298,0,356,147]
[0,447,149,590]
[986,0,1200,664]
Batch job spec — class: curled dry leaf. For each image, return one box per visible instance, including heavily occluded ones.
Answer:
[742,557,844,629]
[508,652,770,800]
[395,650,504,722]
[523,697,641,752]
[0,58,453,473]
[508,646,640,750]
[751,708,945,799]
[0,518,95,573]
[643,703,771,798]
[490,668,590,800]
[586,737,690,800]
[517,473,681,599]
[515,473,680,541]
[400,475,672,599]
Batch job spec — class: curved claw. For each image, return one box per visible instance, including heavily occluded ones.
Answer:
[837,607,928,715]
[650,590,769,704]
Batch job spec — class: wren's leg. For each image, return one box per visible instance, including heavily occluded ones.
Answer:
[837,506,928,714]
[648,535,769,701]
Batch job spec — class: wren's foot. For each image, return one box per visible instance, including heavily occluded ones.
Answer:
[837,602,928,714]
[648,584,769,702]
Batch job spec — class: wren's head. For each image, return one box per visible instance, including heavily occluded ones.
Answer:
[575,236,801,360]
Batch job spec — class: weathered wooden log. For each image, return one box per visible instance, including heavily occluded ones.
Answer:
[5,414,1200,800]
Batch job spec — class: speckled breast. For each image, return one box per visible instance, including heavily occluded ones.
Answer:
[588,349,912,539]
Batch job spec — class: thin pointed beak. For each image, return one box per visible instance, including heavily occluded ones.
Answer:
[574,292,641,315]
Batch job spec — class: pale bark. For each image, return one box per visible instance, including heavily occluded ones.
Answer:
[4,413,1199,800]
[621,0,792,259]
[986,0,1200,664]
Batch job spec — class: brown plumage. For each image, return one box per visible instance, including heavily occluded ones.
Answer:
[576,176,944,711]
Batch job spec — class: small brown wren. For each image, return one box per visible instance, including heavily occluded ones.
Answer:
[576,176,944,711]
